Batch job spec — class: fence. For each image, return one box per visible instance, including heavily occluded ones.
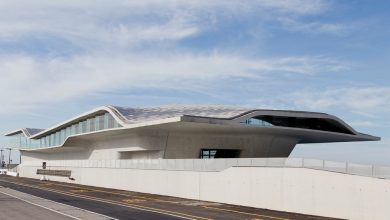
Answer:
[22,158,390,180]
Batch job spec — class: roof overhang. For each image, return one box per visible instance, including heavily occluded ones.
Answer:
[7,105,381,151]
[18,118,379,152]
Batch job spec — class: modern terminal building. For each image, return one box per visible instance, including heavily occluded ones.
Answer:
[5,105,389,220]
[5,105,379,162]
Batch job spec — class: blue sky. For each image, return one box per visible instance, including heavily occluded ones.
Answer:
[0,0,389,165]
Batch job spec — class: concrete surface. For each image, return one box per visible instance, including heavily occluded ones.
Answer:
[0,176,337,220]
[0,189,73,220]
[0,186,112,220]
[17,162,390,220]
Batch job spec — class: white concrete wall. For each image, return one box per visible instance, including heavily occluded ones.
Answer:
[21,132,297,161]
[164,133,297,158]
[19,163,390,220]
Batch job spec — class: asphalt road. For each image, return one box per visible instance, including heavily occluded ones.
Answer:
[0,190,74,220]
[0,176,341,220]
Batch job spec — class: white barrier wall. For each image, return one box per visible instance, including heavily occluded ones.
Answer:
[18,160,390,220]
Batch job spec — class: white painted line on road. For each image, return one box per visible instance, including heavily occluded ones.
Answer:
[0,190,81,220]
[0,186,117,220]
[0,179,203,220]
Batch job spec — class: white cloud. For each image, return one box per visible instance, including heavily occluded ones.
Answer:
[0,0,348,114]
[288,87,390,114]
[277,17,349,35]
[0,0,330,50]
[0,53,346,114]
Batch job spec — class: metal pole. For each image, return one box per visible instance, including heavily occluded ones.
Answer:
[6,148,11,170]
[0,149,3,166]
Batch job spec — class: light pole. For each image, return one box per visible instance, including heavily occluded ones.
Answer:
[0,148,3,168]
[6,148,12,169]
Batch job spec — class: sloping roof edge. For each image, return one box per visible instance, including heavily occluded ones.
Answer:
[4,105,380,141]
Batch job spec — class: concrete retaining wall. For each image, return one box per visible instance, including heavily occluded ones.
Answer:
[18,163,390,220]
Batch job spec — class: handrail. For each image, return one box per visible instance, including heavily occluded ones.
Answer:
[22,158,390,180]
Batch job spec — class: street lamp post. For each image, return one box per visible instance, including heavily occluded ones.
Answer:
[0,148,3,168]
[5,148,12,170]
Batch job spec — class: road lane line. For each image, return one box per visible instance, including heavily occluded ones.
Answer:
[202,206,290,220]
[0,186,117,220]
[0,190,82,220]
[21,178,182,205]
[30,179,181,204]
[3,177,291,220]
[0,179,212,220]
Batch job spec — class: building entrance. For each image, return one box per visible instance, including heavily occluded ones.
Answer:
[200,149,241,159]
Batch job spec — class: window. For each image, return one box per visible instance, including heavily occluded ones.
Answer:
[241,118,272,126]
[60,129,65,144]
[74,124,79,134]
[50,134,55,146]
[104,113,109,129]
[55,132,60,145]
[95,116,100,131]
[200,149,241,159]
[98,115,105,130]
[81,120,87,133]
[86,119,92,132]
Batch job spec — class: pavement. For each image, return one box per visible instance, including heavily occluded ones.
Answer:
[0,175,342,220]
[0,185,112,220]
[0,188,74,220]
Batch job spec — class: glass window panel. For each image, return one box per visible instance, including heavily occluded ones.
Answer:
[104,113,109,129]
[66,127,70,138]
[113,120,119,128]
[70,124,74,135]
[95,116,99,131]
[79,122,83,133]
[55,132,59,145]
[82,123,85,133]
[75,124,80,134]
[86,119,91,132]
[99,115,104,130]
[90,118,96,131]
[21,136,26,148]
[60,129,65,144]
[108,114,114,128]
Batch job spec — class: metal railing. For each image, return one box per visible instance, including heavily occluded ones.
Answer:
[22,158,390,180]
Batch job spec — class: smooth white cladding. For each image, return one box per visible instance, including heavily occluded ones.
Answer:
[8,112,121,149]
[6,105,380,152]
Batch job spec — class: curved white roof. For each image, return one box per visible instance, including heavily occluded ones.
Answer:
[5,104,380,143]
[5,128,44,137]
[112,105,252,124]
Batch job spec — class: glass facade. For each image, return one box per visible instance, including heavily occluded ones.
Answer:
[241,118,273,126]
[7,112,121,149]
